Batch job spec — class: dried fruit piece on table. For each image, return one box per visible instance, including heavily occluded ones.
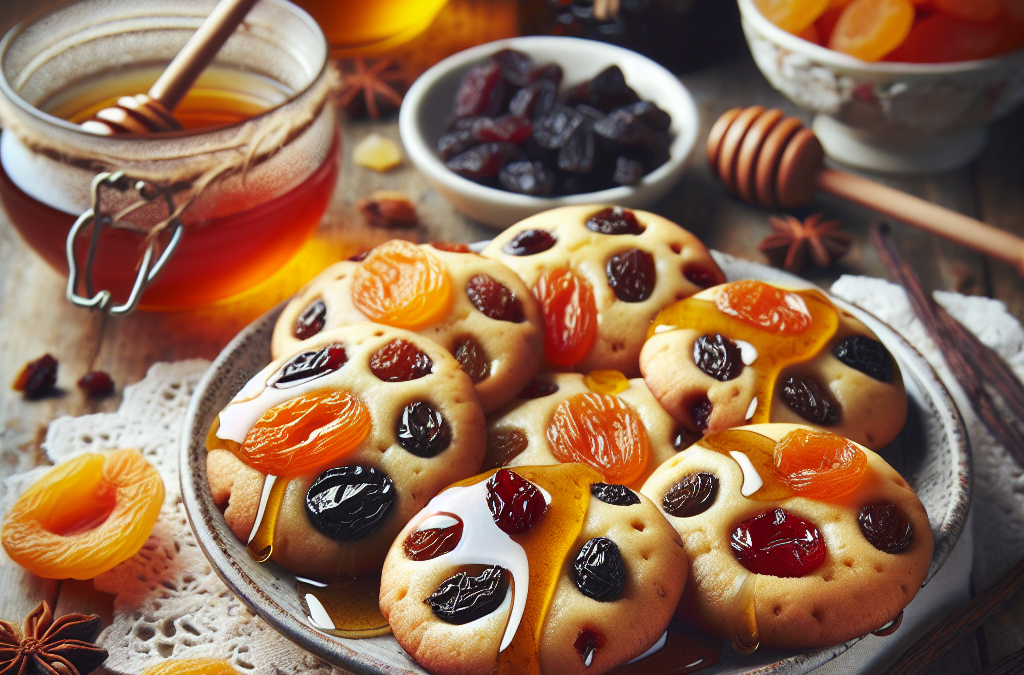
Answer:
[758,213,850,272]
[353,240,453,330]
[731,508,827,577]
[141,659,241,675]
[466,274,525,322]
[774,427,866,499]
[573,537,626,601]
[1,449,164,579]
[358,190,418,229]
[0,601,108,675]
[12,353,58,399]
[352,132,403,171]
[533,268,598,367]
[305,465,395,541]
[77,371,114,397]
[754,0,830,33]
[370,339,434,381]
[828,0,915,62]
[715,280,813,334]
[337,58,406,120]
[426,566,510,624]
[486,468,547,535]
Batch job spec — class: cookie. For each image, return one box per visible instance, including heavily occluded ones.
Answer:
[206,323,487,580]
[640,279,908,450]
[640,423,933,650]
[272,240,544,413]
[379,465,687,675]
[481,205,725,376]
[485,372,689,488]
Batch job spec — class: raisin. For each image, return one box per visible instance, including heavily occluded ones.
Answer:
[487,428,529,468]
[404,515,463,561]
[502,229,557,256]
[499,160,555,196]
[492,48,535,87]
[574,628,605,667]
[466,274,525,322]
[566,66,640,112]
[591,483,640,506]
[437,130,475,160]
[533,104,584,150]
[663,472,719,518]
[573,537,626,601]
[530,63,563,86]
[77,371,114,397]
[673,428,699,451]
[558,123,595,174]
[691,395,713,431]
[731,508,827,578]
[305,466,395,541]
[471,114,533,144]
[430,242,473,254]
[859,503,914,554]
[508,80,557,119]
[273,344,347,387]
[452,62,505,119]
[13,354,58,399]
[370,339,433,382]
[683,263,719,288]
[606,249,656,303]
[453,337,490,383]
[486,469,547,535]
[834,336,894,383]
[446,142,520,179]
[518,378,558,399]
[613,157,645,185]
[396,402,451,458]
[586,207,644,235]
[293,299,327,340]
[426,566,510,625]
[624,101,672,132]
[780,376,841,426]
[693,334,743,382]
[593,109,660,149]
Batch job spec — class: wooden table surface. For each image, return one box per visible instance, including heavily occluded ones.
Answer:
[1,1,1023,673]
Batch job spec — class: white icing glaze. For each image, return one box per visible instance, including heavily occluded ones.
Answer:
[217,370,333,443]
[304,593,336,630]
[653,324,676,334]
[745,397,758,421]
[584,649,594,667]
[626,630,667,664]
[248,475,278,545]
[729,451,763,497]
[295,576,328,588]
[415,514,461,532]
[783,291,811,319]
[736,340,758,365]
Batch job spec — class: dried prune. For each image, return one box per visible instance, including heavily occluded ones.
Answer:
[573,537,626,601]
[77,371,114,397]
[502,229,557,256]
[404,515,463,561]
[13,354,58,399]
[834,336,893,383]
[499,160,555,196]
[558,123,596,174]
[466,274,525,322]
[305,466,395,541]
[273,344,347,387]
[533,104,584,150]
[781,376,841,426]
[586,207,644,235]
[293,299,327,340]
[437,130,475,160]
[453,337,490,383]
[683,263,719,288]
[518,378,559,399]
[567,66,640,112]
[509,80,558,119]
[446,142,520,179]
[486,468,547,535]
[693,334,743,382]
[426,566,510,625]
[492,48,536,87]
[591,483,641,506]
[471,114,533,144]
[663,472,719,518]
[606,248,656,302]
[691,395,713,431]
[487,428,529,467]
[574,628,605,667]
[613,157,645,185]
[859,502,914,554]
[397,402,451,458]
[370,339,433,382]
[453,62,505,119]
[731,508,826,577]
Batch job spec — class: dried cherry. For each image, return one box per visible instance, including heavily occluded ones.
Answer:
[466,274,524,322]
[273,344,347,387]
[663,472,719,518]
[446,142,520,179]
[858,503,914,554]
[693,334,743,382]
[502,229,557,256]
[486,469,547,535]
[574,629,605,667]
[369,339,433,382]
[780,376,841,426]
[437,130,475,160]
[499,160,555,196]
[305,466,395,541]
[518,378,558,399]
[453,337,490,383]
[590,483,641,506]
[731,508,826,578]
[404,515,463,561]
[426,566,510,625]
[293,299,327,340]
[691,395,713,431]
[77,371,114,397]
[834,336,893,383]
[606,248,656,303]
[452,62,505,119]
[487,428,529,467]
[12,354,58,399]
[471,114,532,144]
[585,207,644,235]
[396,402,451,458]
[573,537,626,601]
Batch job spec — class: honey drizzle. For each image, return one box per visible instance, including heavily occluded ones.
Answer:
[246,475,288,563]
[697,429,791,501]
[298,575,391,638]
[607,626,721,675]
[732,574,760,654]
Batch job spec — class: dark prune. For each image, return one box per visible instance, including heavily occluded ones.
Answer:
[613,157,644,185]
[567,66,640,112]
[606,248,656,302]
[13,354,58,400]
[859,502,914,554]
[683,263,719,288]
[453,337,490,383]
[492,48,536,87]
[781,376,841,426]
[573,537,626,601]
[558,123,596,174]
[487,428,529,468]
[499,160,555,196]
[404,515,463,561]
[574,628,605,667]
[293,299,327,340]
[509,80,558,120]
[518,378,559,398]
[370,339,433,382]
[437,130,475,160]
[446,142,520,179]
[691,395,713,431]
[77,371,114,397]
[533,104,584,150]
[834,336,894,383]
[397,401,452,458]
[591,483,641,506]
[274,344,347,387]
[586,207,644,235]
[663,472,719,518]
[486,468,547,535]
[471,114,533,144]
[452,62,505,118]
[502,229,557,256]
[426,566,510,625]
[305,466,395,541]
[693,334,743,382]
[466,274,525,322]
[731,508,827,577]
[624,101,672,132]
[431,242,473,254]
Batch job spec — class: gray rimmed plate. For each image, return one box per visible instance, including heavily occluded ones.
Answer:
[180,253,970,675]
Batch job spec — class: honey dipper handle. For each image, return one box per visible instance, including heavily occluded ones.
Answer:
[147,0,260,111]
[816,168,1024,276]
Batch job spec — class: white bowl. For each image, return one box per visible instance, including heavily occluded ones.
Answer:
[737,0,1024,173]
[398,36,699,228]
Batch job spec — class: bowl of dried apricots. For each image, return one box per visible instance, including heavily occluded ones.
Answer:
[738,0,1024,174]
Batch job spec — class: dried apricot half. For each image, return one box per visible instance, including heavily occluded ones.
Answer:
[774,427,867,500]
[352,240,453,330]
[141,659,240,675]
[715,280,813,335]
[533,268,598,367]
[1,449,164,580]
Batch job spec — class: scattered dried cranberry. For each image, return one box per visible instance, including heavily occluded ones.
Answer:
[77,371,114,397]
[486,469,547,535]
[502,229,556,256]
[453,337,490,383]
[586,207,644,235]
[574,628,605,667]
[691,395,713,431]
[663,472,719,518]
[397,401,451,458]
[430,242,473,254]
[518,378,559,399]
[446,142,521,179]
[427,566,509,624]
[591,483,640,506]
[606,249,656,303]
[499,160,555,196]
[452,62,505,119]
[731,508,826,577]
[471,114,532,144]
[370,339,433,382]
[274,344,347,387]
[693,334,743,382]
[12,354,58,400]
[683,263,719,288]
[293,299,327,340]
[781,376,841,426]
[466,274,524,322]
[834,336,893,383]
[405,516,463,561]
[859,503,914,554]
[573,537,626,601]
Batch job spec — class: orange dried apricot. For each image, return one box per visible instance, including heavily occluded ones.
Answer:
[239,390,371,477]
[1,449,164,580]
[755,0,830,32]
[584,370,630,395]
[546,392,650,485]
[774,428,867,499]
[715,280,813,334]
[828,0,915,61]
[533,268,598,367]
[933,0,1001,22]
[352,240,453,330]
[885,12,1024,61]
[141,659,240,675]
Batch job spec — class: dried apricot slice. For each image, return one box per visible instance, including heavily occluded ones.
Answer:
[547,392,651,485]
[141,659,240,675]
[352,240,453,330]
[828,0,914,62]
[754,0,830,32]
[1,449,163,580]
[715,280,813,334]
[239,390,371,477]
[773,427,867,499]
[533,268,598,367]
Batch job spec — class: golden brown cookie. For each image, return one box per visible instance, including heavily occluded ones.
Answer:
[481,205,724,376]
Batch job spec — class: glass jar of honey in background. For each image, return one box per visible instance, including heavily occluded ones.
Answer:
[0,0,339,311]
[290,0,451,56]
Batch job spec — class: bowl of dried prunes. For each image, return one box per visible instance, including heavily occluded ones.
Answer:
[399,36,699,228]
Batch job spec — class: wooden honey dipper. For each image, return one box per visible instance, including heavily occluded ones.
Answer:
[707,106,1024,275]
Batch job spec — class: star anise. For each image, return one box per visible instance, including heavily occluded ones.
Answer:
[337,58,406,120]
[0,601,108,675]
[758,213,851,272]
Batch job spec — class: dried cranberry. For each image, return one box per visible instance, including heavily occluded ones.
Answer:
[453,337,490,383]
[487,428,529,468]
[518,378,559,399]
[502,229,557,256]
[499,160,555,196]
[566,66,640,112]
[573,537,626,601]
[533,104,584,150]
[430,242,473,254]
[691,396,713,431]
[446,142,520,180]
[509,80,557,119]
[13,354,58,399]
[437,130,475,160]
[591,483,640,506]
[781,376,841,426]
[466,274,525,322]
[683,263,719,288]
[486,469,547,535]
[586,207,644,235]
[693,334,743,382]
[426,566,510,625]
[293,299,327,340]
[574,628,605,667]
[834,336,893,383]
[370,339,433,382]
[492,48,536,87]
[404,515,463,561]
[613,157,645,185]
[471,114,533,144]
[731,508,827,577]
[606,249,656,303]
[452,62,505,119]
[305,466,395,541]
[859,503,914,554]
[273,344,347,387]
[397,402,451,458]
[77,371,114,397]
[663,472,719,518]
